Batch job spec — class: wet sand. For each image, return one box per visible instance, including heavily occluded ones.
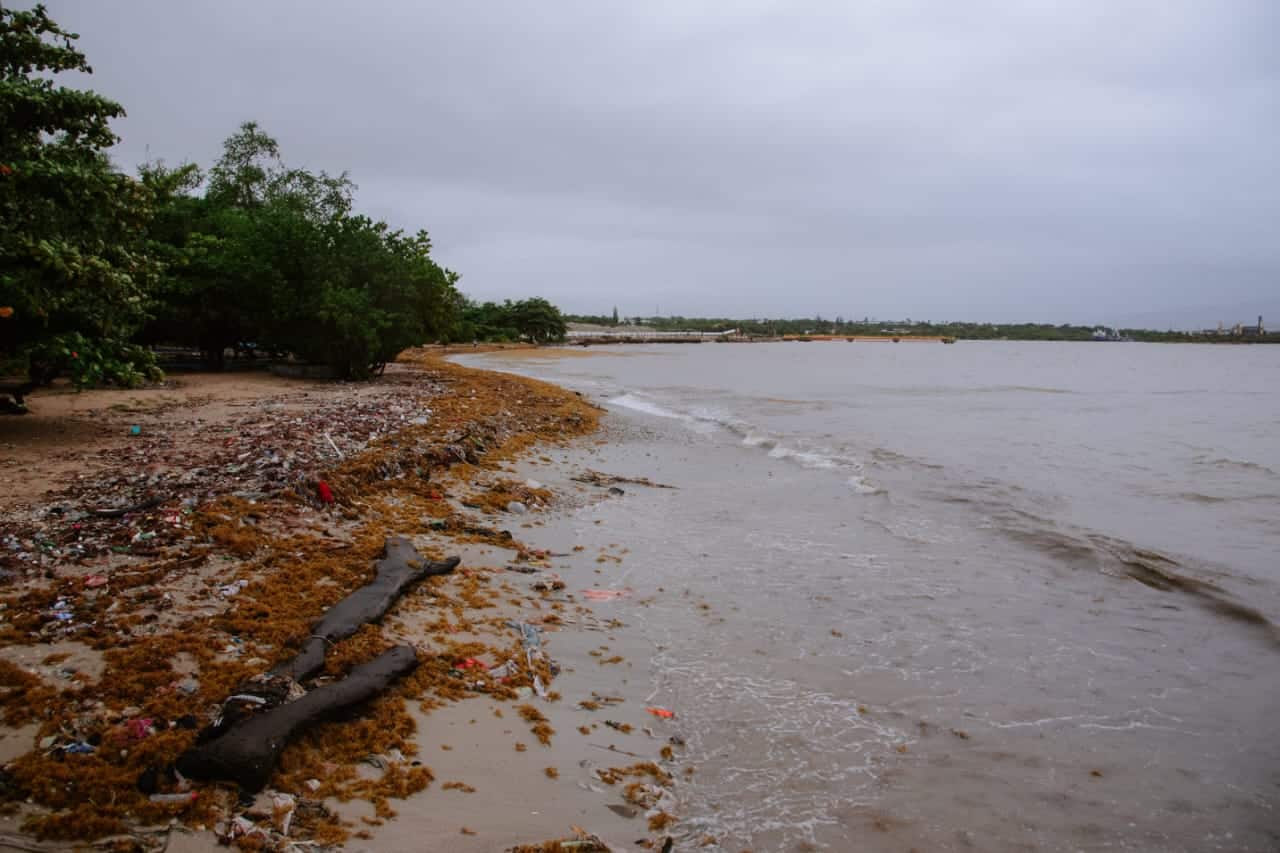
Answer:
[0,351,683,852]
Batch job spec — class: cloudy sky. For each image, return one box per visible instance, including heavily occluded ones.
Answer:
[42,1,1280,325]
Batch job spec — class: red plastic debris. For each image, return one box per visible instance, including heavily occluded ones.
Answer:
[456,658,488,670]
[84,575,108,588]
[125,718,155,740]
[581,588,632,601]
[316,480,334,504]
[646,707,675,719]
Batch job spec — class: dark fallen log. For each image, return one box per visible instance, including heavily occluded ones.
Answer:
[176,645,419,792]
[270,536,459,683]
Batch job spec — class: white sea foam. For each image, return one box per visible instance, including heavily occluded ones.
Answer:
[607,390,880,489]
[606,392,687,420]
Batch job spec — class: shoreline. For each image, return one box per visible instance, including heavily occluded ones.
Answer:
[0,350,681,851]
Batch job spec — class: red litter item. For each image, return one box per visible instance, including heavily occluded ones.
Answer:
[126,718,154,740]
[84,575,108,588]
[646,707,675,719]
[316,480,334,504]
[581,588,632,601]
[456,658,488,670]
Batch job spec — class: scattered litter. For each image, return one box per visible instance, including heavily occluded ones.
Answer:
[581,588,633,601]
[84,574,109,588]
[125,718,156,739]
[506,500,528,515]
[219,579,249,597]
[316,480,335,504]
[271,791,297,835]
[646,707,676,720]
[129,425,142,436]
[149,791,198,805]
[507,620,543,650]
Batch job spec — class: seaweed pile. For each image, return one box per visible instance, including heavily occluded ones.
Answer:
[0,352,605,848]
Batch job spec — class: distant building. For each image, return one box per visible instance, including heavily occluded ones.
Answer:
[1202,316,1264,337]
[1232,316,1265,337]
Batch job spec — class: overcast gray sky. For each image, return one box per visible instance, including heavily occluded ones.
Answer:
[41,1,1280,325]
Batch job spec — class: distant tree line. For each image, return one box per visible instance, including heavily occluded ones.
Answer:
[0,5,565,392]
[586,314,1279,343]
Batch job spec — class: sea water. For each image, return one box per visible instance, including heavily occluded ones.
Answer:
[459,341,1280,851]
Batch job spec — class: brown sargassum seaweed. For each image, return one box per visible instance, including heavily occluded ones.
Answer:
[0,353,600,846]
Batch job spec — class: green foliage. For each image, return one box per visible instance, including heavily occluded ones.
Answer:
[0,3,159,386]
[141,122,464,378]
[452,297,566,344]
[0,5,598,396]
[27,333,160,387]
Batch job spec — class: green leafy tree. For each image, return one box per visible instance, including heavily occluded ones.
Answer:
[144,121,461,377]
[0,4,160,388]
[510,297,567,343]
[274,216,458,378]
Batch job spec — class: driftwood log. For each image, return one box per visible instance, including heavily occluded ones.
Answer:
[271,535,459,682]
[175,536,459,791]
[177,645,419,791]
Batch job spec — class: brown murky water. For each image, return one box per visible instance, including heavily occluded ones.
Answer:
[463,342,1280,851]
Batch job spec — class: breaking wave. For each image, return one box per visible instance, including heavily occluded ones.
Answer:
[606,391,882,492]
[607,393,691,422]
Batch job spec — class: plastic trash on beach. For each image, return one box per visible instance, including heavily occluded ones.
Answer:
[219,579,249,597]
[271,792,297,835]
[507,620,543,650]
[316,479,335,504]
[646,707,675,719]
[581,588,632,601]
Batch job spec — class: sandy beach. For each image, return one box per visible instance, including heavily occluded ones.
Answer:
[0,350,685,852]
